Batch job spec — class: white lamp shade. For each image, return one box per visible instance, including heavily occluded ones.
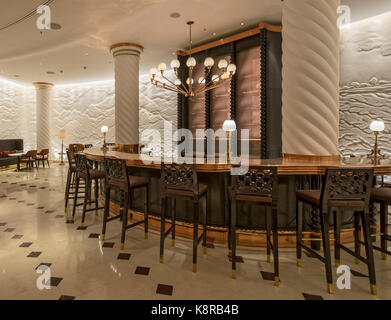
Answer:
[211,74,219,82]
[58,129,66,139]
[150,67,158,76]
[186,57,196,67]
[370,121,385,132]
[186,77,194,85]
[227,63,236,74]
[223,120,236,132]
[218,59,228,69]
[204,57,214,68]
[174,79,181,86]
[198,76,205,84]
[101,125,108,133]
[170,59,180,69]
[158,62,167,71]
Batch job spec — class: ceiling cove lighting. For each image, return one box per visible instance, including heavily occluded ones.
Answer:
[150,21,236,98]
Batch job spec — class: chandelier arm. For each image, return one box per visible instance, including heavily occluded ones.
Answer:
[153,79,179,92]
[154,83,180,94]
[161,74,181,88]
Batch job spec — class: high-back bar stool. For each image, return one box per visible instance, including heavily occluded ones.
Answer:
[101,157,149,249]
[160,163,208,273]
[65,150,77,210]
[370,186,391,259]
[229,166,279,285]
[296,168,376,295]
[72,153,105,226]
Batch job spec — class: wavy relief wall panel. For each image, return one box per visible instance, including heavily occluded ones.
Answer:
[339,12,391,158]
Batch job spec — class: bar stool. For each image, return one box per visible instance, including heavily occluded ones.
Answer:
[296,168,376,295]
[370,187,391,259]
[101,157,149,249]
[72,153,105,226]
[160,163,208,273]
[229,166,279,285]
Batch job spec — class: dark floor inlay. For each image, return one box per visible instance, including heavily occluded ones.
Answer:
[27,251,42,258]
[45,210,54,214]
[19,242,33,248]
[40,187,46,189]
[302,293,323,300]
[156,284,173,296]
[29,185,37,187]
[117,253,131,260]
[228,255,244,263]
[135,266,150,276]
[260,271,278,281]
[27,203,35,206]
[350,269,368,278]
[102,242,115,248]
[65,220,74,224]
[1,181,7,184]
[46,277,63,287]
[77,226,88,230]
[55,215,64,218]
[36,263,52,270]
[59,295,75,300]
[11,183,17,185]
[0,195,6,198]
[37,206,45,209]
[20,184,26,186]
[12,234,23,239]
[17,200,25,203]
[206,242,215,248]
[4,228,15,232]
[88,233,100,238]
[9,198,16,200]
[0,222,7,226]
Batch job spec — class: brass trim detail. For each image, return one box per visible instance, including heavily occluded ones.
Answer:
[282,153,341,162]
[110,42,144,51]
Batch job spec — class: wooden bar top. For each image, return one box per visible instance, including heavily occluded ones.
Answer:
[83,147,391,175]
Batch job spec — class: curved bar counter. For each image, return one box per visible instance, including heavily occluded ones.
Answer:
[84,147,391,247]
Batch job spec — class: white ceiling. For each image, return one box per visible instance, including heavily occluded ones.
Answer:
[0,0,390,86]
[0,0,282,85]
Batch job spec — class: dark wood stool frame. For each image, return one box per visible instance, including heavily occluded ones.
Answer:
[36,149,50,168]
[64,150,86,211]
[72,153,105,226]
[101,157,149,249]
[230,166,279,285]
[370,187,391,259]
[296,168,376,295]
[160,163,208,273]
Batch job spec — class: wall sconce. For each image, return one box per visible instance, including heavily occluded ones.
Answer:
[223,120,236,162]
[101,125,108,152]
[368,120,385,165]
[58,129,67,165]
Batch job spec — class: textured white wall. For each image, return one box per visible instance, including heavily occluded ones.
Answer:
[339,12,391,157]
[51,80,115,158]
[0,78,35,151]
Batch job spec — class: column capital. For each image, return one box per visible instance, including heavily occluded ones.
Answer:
[32,82,54,89]
[110,43,143,58]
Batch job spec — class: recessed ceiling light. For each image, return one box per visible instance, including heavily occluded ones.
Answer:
[240,22,245,26]
[85,53,89,55]
[212,32,217,36]
[169,12,181,18]
[50,23,62,30]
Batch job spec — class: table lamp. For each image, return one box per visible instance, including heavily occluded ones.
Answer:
[368,120,385,165]
[101,125,108,152]
[223,120,236,162]
[58,129,67,165]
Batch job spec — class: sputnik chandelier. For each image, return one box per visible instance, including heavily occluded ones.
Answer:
[150,21,236,97]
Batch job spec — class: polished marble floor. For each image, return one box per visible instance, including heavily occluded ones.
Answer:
[1,164,391,300]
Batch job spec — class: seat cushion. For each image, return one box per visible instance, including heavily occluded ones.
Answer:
[371,188,391,203]
[129,176,149,188]
[89,169,105,179]
[297,189,365,208]
[165,183,207,198]
[296,189,321,205]
[228,186,272,203]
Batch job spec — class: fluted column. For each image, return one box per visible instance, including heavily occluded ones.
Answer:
[110,43,143,152]
[282,0,340,157]
[33,82,53,150]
